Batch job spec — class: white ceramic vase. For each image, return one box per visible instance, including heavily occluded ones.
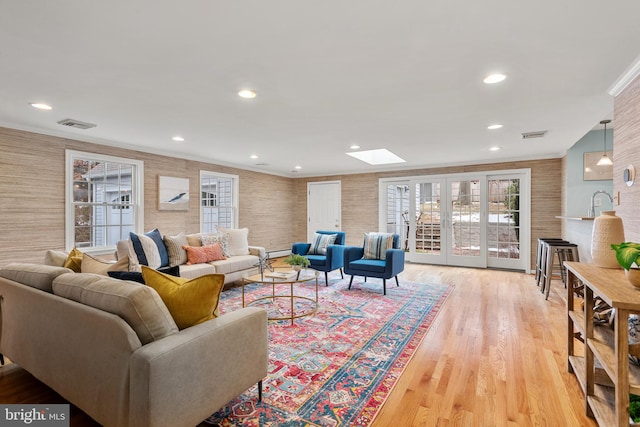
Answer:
[591,211,625,269]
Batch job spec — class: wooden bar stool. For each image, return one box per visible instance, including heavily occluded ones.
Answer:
[535,238,567,287]
[542,242,579,300]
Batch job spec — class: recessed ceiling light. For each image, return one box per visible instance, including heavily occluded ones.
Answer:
[172,136,185,142]
[350,144,361,150]
[346,148,406,165]
[250,154,259,159]
[487,124,503,130]
[238,89,257,99]
[489,146,501,151]
[30,103,53,110]
[483,73,507,84]
[295,165,302,170]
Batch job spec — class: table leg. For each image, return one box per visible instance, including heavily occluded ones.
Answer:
[242,280,245,308]
[290,282,294,326]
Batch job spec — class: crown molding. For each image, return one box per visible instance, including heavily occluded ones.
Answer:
[608,54,640,96]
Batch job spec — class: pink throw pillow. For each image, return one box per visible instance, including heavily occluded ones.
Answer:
[182,243,227,265]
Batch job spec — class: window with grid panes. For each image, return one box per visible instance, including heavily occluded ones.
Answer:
[66,150,143,251]
[200,171,238,232]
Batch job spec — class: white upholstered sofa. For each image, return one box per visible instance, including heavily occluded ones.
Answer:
[0,263,268,427]
[116,228,266,284]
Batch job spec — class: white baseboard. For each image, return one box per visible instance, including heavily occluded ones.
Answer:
[267,249,291,258]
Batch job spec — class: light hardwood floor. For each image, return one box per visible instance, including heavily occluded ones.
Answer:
[0,263,595,426]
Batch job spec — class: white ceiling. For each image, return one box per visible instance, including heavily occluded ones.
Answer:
[1,1,640,177]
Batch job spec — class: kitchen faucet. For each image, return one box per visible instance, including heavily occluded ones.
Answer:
[587,190,614,217]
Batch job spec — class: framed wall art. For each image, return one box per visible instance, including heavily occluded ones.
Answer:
[583,151,613,181]
[158,176,190,210]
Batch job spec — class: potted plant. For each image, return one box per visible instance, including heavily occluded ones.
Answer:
[611,242,640,287]
[283,253,310,278]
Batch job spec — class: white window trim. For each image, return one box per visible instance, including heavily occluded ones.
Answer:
[199,170,239,231]
[65,149,144,253]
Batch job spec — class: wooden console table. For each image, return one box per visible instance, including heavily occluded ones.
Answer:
[566,261,640,426]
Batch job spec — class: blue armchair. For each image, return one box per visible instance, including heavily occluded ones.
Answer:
[343,233,405,295]
[291,231,346,285]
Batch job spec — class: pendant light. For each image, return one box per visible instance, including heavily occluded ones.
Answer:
[596,119,613,166]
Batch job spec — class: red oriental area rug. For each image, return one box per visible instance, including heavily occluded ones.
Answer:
[205,274,453,426]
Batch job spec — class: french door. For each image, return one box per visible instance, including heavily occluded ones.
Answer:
[380,170,529,271]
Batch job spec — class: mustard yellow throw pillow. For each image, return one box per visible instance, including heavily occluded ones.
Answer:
[63,247,83,272]
[141,266,224,329]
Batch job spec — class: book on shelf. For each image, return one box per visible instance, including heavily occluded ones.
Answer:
[264,271,299,281]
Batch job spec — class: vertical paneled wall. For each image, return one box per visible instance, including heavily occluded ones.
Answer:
[0,127,294,264]
[614,75,640,242]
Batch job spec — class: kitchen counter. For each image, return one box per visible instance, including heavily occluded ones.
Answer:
[556,216,594,263]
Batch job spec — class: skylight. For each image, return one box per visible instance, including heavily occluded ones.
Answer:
[346,149,406,165]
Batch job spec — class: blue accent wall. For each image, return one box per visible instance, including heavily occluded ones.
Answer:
[566,129,614,217]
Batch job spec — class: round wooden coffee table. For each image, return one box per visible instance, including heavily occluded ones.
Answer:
[242,268,319,325]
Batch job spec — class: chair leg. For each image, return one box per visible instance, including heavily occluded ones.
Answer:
[0,354,4,366]
[258,379,263,402]
[325,271,329,286]
[340,268,344,279]
[383,279,386,295]
[348,275,354,289]
[395,276,399,287]
[364,277,367,282]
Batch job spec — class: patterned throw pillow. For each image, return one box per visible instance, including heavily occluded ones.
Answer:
[129,229,169,269]
[182,244,227,265]
[308,233,338,255]
[201,233,230,257]
[362,233,395,260]
[141,266,225,329]
[163,232,189,266]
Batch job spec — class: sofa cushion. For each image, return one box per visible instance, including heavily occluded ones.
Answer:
[129,229,169,269]
[183,244,226,265]
[178,263,216,279]
[348,258,387,273]
[309,233,337,255]
[81,254,130,275]
[163,232,189,266]
[141,266,225,330]
[0,263,73,292]
[52,272,178,345]
[363,232,394,260]
[209,255,258,275]
[44,249,68,267]
[201,233,231,257]
[219,228,250,256]
[64,247,84,272]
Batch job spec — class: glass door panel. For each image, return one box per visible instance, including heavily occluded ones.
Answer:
[385,183,410,251]
[410,181,446,264]
[448,179,486,267]
[487,176,524,270]
[415,182,442,255]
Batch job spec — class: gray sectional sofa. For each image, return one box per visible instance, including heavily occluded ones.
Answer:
[0,263,268,427]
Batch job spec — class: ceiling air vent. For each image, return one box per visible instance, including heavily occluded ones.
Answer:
[57,118,97,130]
[521,130,547,139]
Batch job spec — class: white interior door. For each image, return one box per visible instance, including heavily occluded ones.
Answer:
[307,181,341,241]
